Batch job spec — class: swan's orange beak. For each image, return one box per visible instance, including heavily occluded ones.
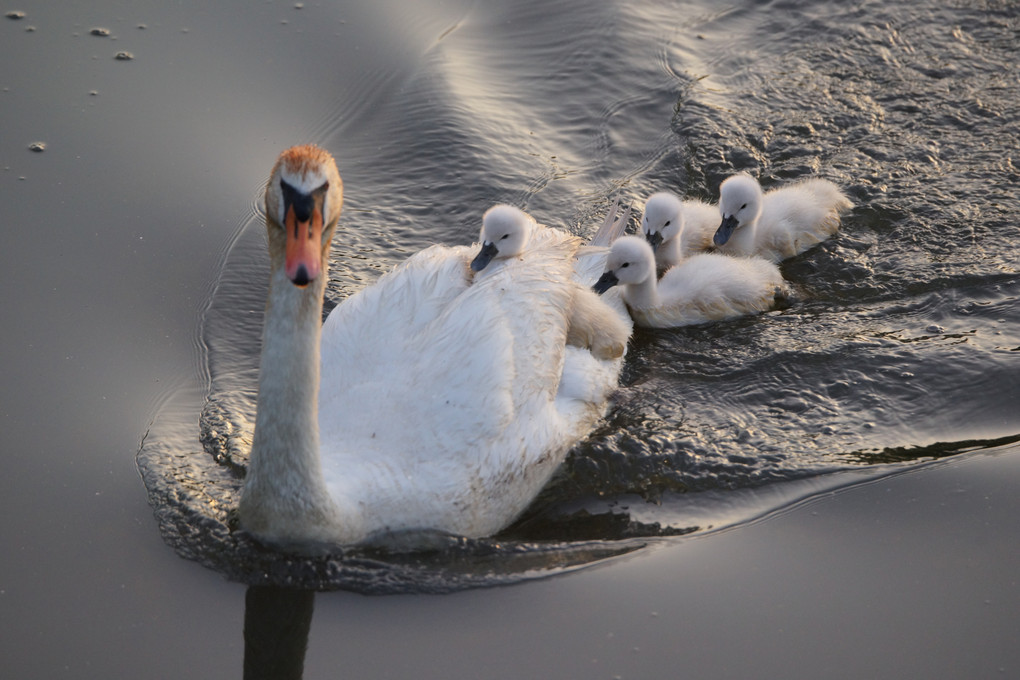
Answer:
[284,204,323,287]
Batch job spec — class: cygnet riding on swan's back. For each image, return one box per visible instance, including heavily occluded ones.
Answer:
[593,235,786,328]
[239,145,631,549]
[470,204,631,361]
[641,192,719,271]
[713,173,852,263]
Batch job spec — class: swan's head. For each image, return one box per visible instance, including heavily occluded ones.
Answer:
[470,204,536,272]
[264,145,344,287]
[641,192,684,252]
[714,173,763,246]
[592,235,656,294]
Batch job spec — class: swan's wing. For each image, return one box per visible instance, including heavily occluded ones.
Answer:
[572,248,609,287]
[574,203,631,286]
[588,201,630,247]
[322,244,472,339]
[319,245,502,452]
[317,235,595,538]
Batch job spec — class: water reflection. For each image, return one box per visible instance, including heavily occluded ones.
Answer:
[244,586,315,680]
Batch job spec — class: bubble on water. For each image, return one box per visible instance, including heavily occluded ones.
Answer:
[926,324,945,334]
[25,25,35,32]
[28,142,46,152]
[89,90,98,96]
[90,27,111,37]
[5,11,26,20]
[114,51,134,61]
[137,24,147,30]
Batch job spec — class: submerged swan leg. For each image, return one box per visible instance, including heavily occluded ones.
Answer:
[566,286,630,360]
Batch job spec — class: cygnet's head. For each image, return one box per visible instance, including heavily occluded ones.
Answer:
[641,192,685,252]
[715,173,763,246]
[264,145,344,287]
[471,204,536,272]
[592,235,656,294]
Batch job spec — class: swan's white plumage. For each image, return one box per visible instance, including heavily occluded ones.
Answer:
[318,232,594,540]
[596,235,786,328]
[239,147,630,547]
[714,173,852,263]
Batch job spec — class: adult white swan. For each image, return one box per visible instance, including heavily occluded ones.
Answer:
[713,173,852,263]
[238,145,629,548]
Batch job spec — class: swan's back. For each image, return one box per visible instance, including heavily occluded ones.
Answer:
[679,199,721,256]
[317,228,602,539]
[757,179,851,261]
[636,253,785,327]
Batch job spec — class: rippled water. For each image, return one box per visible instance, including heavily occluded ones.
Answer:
[137,0,1019,592]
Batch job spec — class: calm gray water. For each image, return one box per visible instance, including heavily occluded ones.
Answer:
[2,0,1018,677]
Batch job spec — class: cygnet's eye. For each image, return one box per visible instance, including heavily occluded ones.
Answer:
[500,233,510,240]
[620,262,630,268]
[740,203,747,211]
[663,220,671,227]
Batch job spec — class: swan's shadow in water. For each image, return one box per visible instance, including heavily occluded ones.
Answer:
[244,586,315,680]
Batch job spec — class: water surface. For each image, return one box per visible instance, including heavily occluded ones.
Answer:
[135,0,1020,591]
[2,0,1017,676]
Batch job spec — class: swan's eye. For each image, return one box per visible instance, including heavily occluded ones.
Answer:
[740,203,747,211]
[500,234,510,240]
[663,220,670,227]
[620,262,630,268]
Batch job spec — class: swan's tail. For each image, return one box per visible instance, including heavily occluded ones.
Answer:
[800,178,854,214]
[589,200,631,247]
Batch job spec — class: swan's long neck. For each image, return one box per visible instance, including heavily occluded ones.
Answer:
[622,275,660,311]
[240,252,339,543]
[738,214,760,248]
[660,232,685,268]
[729,197,762,255]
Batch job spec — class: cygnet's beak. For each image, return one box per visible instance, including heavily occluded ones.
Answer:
[714,215,739,246]
[645,231,664,252]
[471,242,499,272]
[592,270,619,295]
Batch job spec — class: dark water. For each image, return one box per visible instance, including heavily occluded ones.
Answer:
[3,0,1018,677]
